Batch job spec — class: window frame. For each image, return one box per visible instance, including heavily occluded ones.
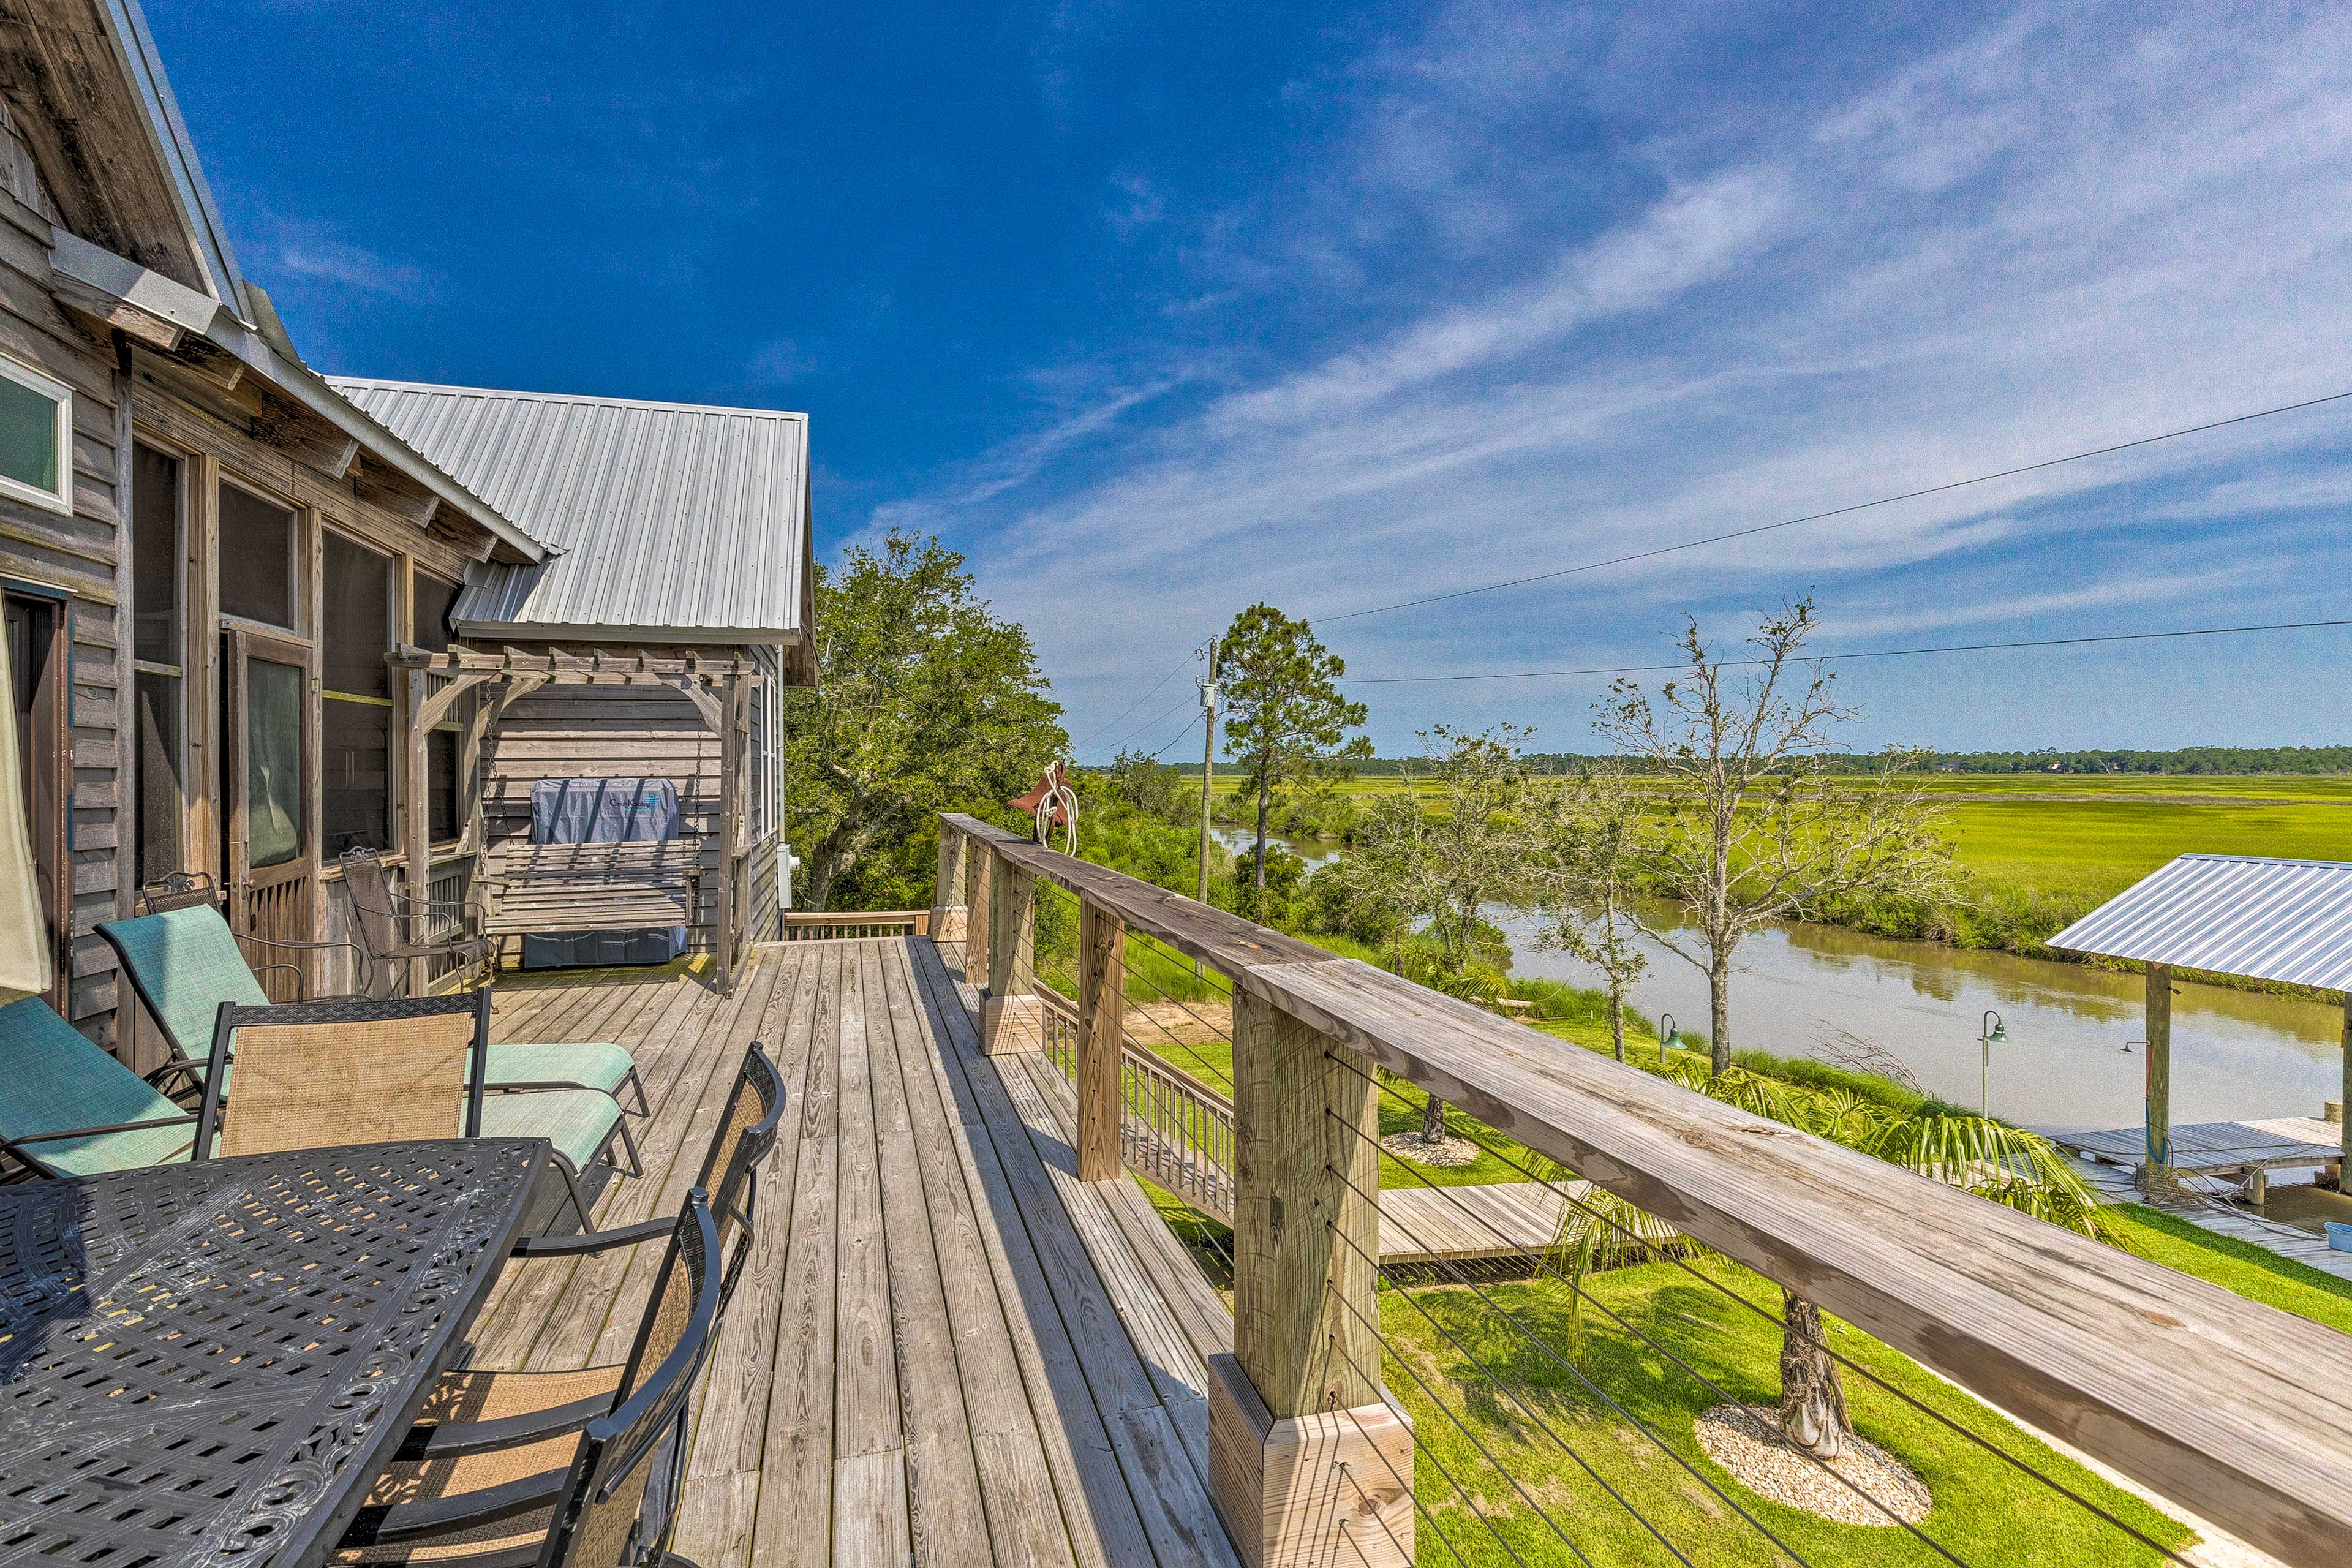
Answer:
[129,437,190,884]
[216,472,306,635]
[0,353,74,516]
[319,524,398,856]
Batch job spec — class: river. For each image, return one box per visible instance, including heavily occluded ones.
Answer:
[1211,826,2344,1133]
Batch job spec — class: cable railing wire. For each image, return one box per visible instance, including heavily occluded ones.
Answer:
[1321,1284,1600,1567]
[1316,1163,1816,1568]
[1317,1043,2199,1566]
[1323,1101,1974,1565]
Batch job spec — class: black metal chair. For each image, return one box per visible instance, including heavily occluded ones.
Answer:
[511,1042,785,1306]
[336,1191,726,1568]
[197,991,635,1231]
[340,847,496,993]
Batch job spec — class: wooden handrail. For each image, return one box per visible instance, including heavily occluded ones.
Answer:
[940,813,2352,1564]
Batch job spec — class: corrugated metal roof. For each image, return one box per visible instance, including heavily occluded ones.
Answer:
[328,378,812,646]
[2046,854,2352,990]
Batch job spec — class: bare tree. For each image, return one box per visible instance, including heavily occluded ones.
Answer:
[1535,764,1650,1063]
[1595,599,1952,1075]
[1342,725,1539,1139]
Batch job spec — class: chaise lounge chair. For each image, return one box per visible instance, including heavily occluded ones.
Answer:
[98,899,649,1125]
[0,997,202,1178]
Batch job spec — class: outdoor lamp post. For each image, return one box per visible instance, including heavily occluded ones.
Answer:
[1980,1009,2007,1115]
[1659,1012,1678,1056]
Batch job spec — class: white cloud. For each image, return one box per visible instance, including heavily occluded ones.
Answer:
[878,1,2352,748]
[265,219,425,296]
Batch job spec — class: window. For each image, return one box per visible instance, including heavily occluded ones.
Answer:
[413,569,461,652]
[219,481,297,626]
[0,355,70,514]
[321,533,393,854]
[131,442,186,884]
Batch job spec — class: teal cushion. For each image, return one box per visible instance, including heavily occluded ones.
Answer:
[482,1088,625,1173]
[0,998,195,1176]
[478,1041,635,1096]
[98,906,270,1073]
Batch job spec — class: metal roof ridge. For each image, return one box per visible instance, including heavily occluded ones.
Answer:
[324,375,809,424]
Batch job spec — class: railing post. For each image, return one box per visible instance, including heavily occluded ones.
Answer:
[964,835,992,987]
[1209,987,1412,1567]
[930,824,968,944]
[980,845,1041,1054]
[1076,897,1124,1181]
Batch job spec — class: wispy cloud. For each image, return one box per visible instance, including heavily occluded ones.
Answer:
[263,219,426,296]
[880,0,2352,748]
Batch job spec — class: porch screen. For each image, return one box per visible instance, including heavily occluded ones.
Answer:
[322,535,393,853]
[246,657,303,869]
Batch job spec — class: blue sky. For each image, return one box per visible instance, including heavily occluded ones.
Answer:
[146,1,2352,758]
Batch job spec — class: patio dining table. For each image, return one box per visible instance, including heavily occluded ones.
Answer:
[0,1138,548,1568]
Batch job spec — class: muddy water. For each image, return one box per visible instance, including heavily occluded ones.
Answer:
[1212,826,2343,1133]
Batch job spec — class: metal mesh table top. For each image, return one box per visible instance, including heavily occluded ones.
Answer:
[0,1139,546,1568]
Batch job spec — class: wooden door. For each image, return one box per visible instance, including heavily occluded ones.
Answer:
[221,627,316,998]
[4,590,69,1014]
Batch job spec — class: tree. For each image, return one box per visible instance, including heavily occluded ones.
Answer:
[1553,1060,2109,1459]
[1594,598,1951,1074]
[1216,604,1371,907]
[1359,724,1540,1138]
[787,530,1065,910]
[1536,764,1650,1062]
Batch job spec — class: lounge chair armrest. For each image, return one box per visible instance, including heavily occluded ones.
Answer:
[6,1112,200,1148]
[338,1468,568,1546]
[392,1395,614,1463]
[142,1060,205,1092]
[509,1215,674,1257]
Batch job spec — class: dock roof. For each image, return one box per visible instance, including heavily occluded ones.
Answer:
[2046,853,2352,990]
[330,379,813,660]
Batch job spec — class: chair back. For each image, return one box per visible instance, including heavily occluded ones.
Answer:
[693,1042,785,1292]
[136,872,222,914]
[196,991,491,1160]
[538,1192,724,1568]
[337,848,407,960]
[0,998,195,1177]
[96,905,270,1073]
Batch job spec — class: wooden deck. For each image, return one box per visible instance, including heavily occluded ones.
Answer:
[2054,1119,2341,1175]
[470,936,1243,1567]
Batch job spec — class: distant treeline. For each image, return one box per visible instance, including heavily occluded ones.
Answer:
[1159,745,2352,777]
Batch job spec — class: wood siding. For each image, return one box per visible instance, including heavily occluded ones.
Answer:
[0,107,126,1047]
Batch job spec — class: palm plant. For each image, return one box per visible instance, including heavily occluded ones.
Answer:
[1550,1060,2108,1458]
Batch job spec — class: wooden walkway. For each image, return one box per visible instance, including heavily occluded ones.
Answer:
[2054,1119,2340,1175]
[2065,1151,2352,1283]
[469,937,1242,1567]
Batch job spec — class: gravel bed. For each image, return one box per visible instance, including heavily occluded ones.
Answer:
[1694,1403,1932,1526]
[1381,1130,1482,1167]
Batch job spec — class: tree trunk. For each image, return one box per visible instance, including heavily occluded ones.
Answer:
[1777,1289,1851,1458]
[1421,1091,1447,1140]
[1708,950,1733,1076]
[1253,772,1270,895]
[1608,978,1626,1063]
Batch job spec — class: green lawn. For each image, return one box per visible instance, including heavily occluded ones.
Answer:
[1387,1262,2190,1566]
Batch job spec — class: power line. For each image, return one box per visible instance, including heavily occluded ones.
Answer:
[1318,389,2352,625]
[1070,649,1197,752]
[1087,690,1197,761]
[1338,616,2352,685]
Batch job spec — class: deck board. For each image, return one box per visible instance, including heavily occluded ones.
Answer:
[475,936,1236,1566]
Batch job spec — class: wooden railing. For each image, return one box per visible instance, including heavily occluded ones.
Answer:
[1039,982,1236,1221]
[780,909,932,941]
[936,811,2352,1568]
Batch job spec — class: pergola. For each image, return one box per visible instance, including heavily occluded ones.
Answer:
[2049,853,2352,1182]
[389,646,767,984]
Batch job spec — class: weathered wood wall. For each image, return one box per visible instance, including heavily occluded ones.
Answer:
[0,100,129,1049]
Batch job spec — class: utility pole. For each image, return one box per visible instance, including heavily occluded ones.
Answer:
[1196,639,1219,905]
